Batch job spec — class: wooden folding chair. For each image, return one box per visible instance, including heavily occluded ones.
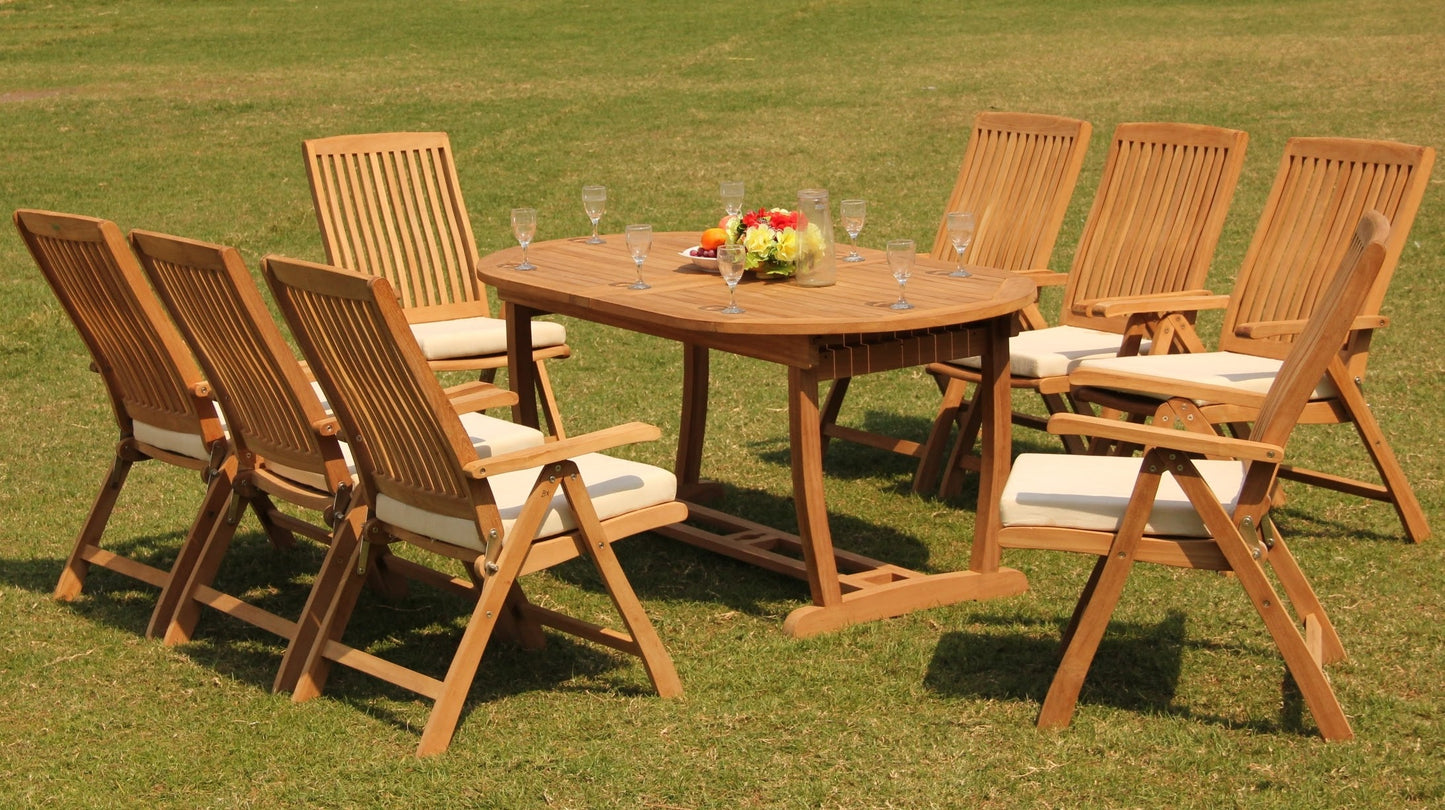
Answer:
[129,230,546,686]
[993,211,1390,740]
[818,112,1092,480]
[920,122,1250,497]
[303,131,572,436]
[13,209,248,624]
[1068,138,1435,542]
[264,254,685,756]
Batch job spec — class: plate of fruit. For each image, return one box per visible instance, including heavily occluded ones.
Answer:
[681,227,730,272]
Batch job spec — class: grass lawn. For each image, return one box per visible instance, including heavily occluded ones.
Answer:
[2,0,1443,806]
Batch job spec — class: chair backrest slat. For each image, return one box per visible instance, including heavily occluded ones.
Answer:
[1221,138,1433,364]
[264,255,492,524]
[304,132,486,316]
[131,231,346,487]
[930,112,1092,272]
[1062,123,1248,332]
[14,210,218,443]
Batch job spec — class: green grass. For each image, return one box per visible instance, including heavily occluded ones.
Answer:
[3,0,1444,806]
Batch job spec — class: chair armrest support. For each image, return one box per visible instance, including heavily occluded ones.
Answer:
[1086,291,1226,318]
[464,422,661,478]
[1068,366,1269,411]
[310,415,341,437]
[444,381,519,413]
[1047,412,1283,462]
[1236,314,1388,339]
[1013,268,1069,287]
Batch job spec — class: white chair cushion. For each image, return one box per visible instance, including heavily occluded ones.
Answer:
[1001,453,1248,537]
[947,325,1136,379]
[134,421,213,462]
[265,411,545,492]
[410,316,567,361]
[1074,351,1337,401]
[374,453,678,552]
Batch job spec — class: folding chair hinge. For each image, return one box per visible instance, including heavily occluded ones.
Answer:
[327,483,353,528]
[204,439,229,484]
[1239,515,1275,559]
[482,529,500,576]
[357,520,386,576]
[225,492,245,525]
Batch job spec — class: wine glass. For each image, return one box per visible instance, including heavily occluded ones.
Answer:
[946,211,975,277]
[510,207,537,271]
[716,243,746,314]
[625,224,652,290]
[583,185,607,244]
[886,239,915,310]
[840,199,866,263]
[720,181,745,218]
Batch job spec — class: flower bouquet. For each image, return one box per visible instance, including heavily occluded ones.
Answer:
[722,207,828,279]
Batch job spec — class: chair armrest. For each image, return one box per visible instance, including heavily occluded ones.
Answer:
[1085,291,1226,318]
[463,422,661,478]
[1068,367,1269,411]
[1012,268,1070,288]
[1046,412,1283,463]
[1236,314,1388,339]
[310,415,341,437]
[443,380,519,413]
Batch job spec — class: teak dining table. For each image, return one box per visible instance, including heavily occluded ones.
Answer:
[479,232,1035,637]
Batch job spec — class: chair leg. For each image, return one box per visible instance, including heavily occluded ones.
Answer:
[149,477,245,643]
[1260,526,1345,664]
[54,455,135,600]
[914,377,970,494]
[818,377,851,453]
[1336,382,1431,543]
[287,514,371,700]
[532,357,567,441]
[938,385,986,499]
[248,492,297,550]
[1038,463,1161,730]
[143,457,237,638]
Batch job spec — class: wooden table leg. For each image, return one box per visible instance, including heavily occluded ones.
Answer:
[971,314,1010,574]
[505,301,539,430]
[676,343,708,490]
[786,365,843,611]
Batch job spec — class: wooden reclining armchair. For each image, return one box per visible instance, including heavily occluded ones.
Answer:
[993,210,1390,740]
[129,230,546,691]
[818,112,1092,478]
[303,131,572,436]
[1067,137,1435,542]
[15,210,243,624]
[920,123,1250,497]
[264,254,685,756]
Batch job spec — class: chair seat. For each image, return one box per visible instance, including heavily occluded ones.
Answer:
[1075,350,1337,401]
[376,454,678,552]
[133,421,215,462]
[411,316,567,361]
[1001,453,1247,537]
[947,325,1133,379]
[267,411,545,492]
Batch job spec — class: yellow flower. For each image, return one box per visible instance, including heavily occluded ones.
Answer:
[801,222,827,257]
[743,225,774,255]
[775,227,800,263]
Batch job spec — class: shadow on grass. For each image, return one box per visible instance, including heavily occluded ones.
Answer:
[926,608,1327,737]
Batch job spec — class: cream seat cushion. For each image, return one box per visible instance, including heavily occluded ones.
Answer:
[1001,453,1248,537]
[265,411,545,492]
[1073,351,1336,401]
[947,325,1136,379]
[410,316,567,361]
[134,420,215,462]
[375,453,678,552]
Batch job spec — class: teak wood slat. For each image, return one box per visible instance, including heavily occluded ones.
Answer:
[479,232,1037,637]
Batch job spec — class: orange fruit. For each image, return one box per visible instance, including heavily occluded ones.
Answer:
[700,227,729,250]
[718,214,735,229]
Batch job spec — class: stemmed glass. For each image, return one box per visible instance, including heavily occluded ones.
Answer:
[716,243,746,314]
[840,199,867,263]
[583,185,607,244]
[510,207,537,271]
[625,224,652,290]
[886,239,915,310]
[720,181,745,219]
[946,211,975,277]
